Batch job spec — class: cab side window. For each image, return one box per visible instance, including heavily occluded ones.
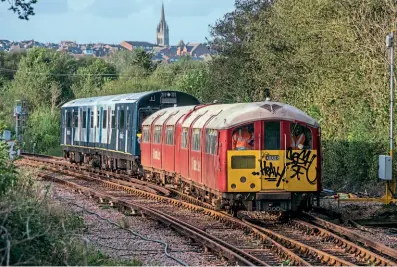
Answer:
[231,123,254,150]
[290,123,312,150]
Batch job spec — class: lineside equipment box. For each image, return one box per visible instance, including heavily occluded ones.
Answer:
[379,155,392,181]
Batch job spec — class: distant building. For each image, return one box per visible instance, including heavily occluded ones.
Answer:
[120,41,157,52]
[0,2,212,61]
[156,2,169,47]
[176,41,209,57]
[83,48,94,55]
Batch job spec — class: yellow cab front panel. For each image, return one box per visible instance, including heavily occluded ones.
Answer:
[227,148,318,192]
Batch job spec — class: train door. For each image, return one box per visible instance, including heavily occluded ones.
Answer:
[99,105,108,149]
[76,108,82,146]
[72,109,78,146]
[261,121,285,190]
[202,128,219,190]
[117,104,127,152]
[63,108,72,145]
[86,108,91,147]
[179,127,189,179]
[189,128,202,182]
[98,106,103,148]
[109,107,117,151]
[81,108,88,146]
[126,104,134,154]
[96,108,101,148]
[284,122,318,192]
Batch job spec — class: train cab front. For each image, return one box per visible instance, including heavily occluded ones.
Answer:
[222,120,320,220]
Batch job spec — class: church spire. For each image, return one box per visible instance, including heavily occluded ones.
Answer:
[160,2,165,23]
[156,1,169,47]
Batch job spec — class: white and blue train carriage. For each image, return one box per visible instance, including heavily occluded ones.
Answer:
[60,90,200,170]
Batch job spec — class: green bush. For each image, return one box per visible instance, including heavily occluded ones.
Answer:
[0,144,140,266]
[22,105,60,155]
[0,183,141,265]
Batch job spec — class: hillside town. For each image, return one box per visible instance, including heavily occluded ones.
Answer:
[0,3,214,63]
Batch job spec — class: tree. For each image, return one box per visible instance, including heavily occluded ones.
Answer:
[0,51,27,80]
[108,49,154,75]
[1,0,37,20]
[10,48,77,109]
[174,64,211,102]
[72,58,117,98]
[207,0,274,103]
[22,105,60,154]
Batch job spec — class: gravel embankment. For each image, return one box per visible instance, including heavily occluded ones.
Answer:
[42,179,228,266]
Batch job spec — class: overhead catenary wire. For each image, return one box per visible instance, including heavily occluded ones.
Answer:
[0,67,209,78]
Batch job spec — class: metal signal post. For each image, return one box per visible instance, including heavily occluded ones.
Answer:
[14,100,28,143]
[385,28,397,203]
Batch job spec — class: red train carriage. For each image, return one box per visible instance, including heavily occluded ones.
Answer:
[141,100,321,215]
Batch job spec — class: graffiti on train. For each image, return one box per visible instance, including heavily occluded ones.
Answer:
[252,148,318,187]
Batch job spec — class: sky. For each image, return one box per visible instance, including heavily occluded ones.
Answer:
[0,0,235,45]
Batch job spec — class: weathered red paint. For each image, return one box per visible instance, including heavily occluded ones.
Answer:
[141,102,322,197]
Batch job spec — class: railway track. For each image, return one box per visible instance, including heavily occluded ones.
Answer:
[244,219,397,266]
[17,153,397,266]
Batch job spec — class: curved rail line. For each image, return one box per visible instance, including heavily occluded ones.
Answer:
[38,172,264,266]
[291,219,396,266]
[303,213,397,263]
[18,157,309,266]
[17,153,397,266]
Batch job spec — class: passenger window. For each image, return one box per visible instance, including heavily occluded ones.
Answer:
[126,109,131,129]
[66,111,72,128]
[90,111,94,128]
[290,123,312,150]
[153,126,162,144]
[181,128,188,149]
[102,110,107,129]
[142,126,150,143]
[192,128,201,151]
[82,111,87,128]
[96,111,100,128]
[111,110,116,129]
[119,109,125,129]
[205,129,218,154]
[166,126,174,145]
[264,122,280,150]
[232,123,254,150]
[73,111,78,128]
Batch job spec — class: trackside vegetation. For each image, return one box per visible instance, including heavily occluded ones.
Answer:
[0,122,141,265]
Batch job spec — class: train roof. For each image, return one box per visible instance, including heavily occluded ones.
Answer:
[62,92,149,107]
[61,91,199,108]
[144,101,319,130]
[203,101,319,129]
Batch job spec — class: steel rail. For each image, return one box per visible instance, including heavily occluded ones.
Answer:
[19,155,309,266]
[242,219,355,266]
[19,153,397,266]
[19,155,171,196]
[303,213,397,262]
[37,172,267,266]
[292,219,397,266]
